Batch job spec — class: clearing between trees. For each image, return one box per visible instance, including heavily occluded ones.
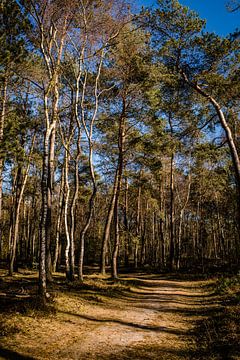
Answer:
[1,270,239,360]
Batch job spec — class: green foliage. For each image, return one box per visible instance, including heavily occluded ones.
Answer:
[0,0,30,67]
[215,275,240,296]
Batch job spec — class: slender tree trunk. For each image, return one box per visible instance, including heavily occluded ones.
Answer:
[159,179,166,269]
[135,181,142,269]
[63,149,71,280]
[140,200,147,266]
[177,209,184,271]
[53,170,64,273]
[9,161,31,276]
[112,194,120,279]
[40,21,66,287]
[39,128,51,303]
[46,127,56,282]
[9,166,22,276]
[78,187,97,280]
[29,195,37,267]
[134,243,138,269]
[216,204,226,261]
[111,113,125,279]
[0,73,8,257]
[176,171,191,270]
[124,177,129,268]
[69,179,77,281]
[78,129,97,280]
[78,51,103,279]
[8,168,18,265]
[100,167,119,275]
[169,154,175,271]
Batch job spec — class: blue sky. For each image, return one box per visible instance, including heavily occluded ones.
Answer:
[137,0,240,36]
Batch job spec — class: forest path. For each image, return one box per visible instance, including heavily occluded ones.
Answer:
[0,273,217,360]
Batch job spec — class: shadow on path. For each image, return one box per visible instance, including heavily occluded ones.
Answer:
[0,348,35,360]
[59,310,188,335]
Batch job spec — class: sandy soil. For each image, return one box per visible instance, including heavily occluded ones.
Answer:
[0,273,217,360]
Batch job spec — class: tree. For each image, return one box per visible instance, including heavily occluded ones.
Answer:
[97,25,152,276]
[145,0,240,258]
[0,0,30,258]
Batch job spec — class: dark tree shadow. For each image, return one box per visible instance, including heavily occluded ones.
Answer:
[59,310,189,335]
[0,348,35,360]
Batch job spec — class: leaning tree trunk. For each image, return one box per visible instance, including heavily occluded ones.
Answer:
[182,71,240,252]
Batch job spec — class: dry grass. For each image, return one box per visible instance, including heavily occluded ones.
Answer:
[196,275,240,360]
[1,269,238,360]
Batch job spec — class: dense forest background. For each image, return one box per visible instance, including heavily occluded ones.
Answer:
[0,0,239,303]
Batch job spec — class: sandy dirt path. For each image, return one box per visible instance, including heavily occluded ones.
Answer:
[0,274,215,360]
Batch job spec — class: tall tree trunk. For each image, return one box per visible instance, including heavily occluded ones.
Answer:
[9,166,22,276]
[140,200,147,266]
[159,178,166,269]
[78,179,97,280]
[78,51,103,280]
[39,20,66,289]
[46,127,56,282]
[100,167,119,276]
[0,73,8,258]
[112,113,125,279]
[124,177,129,268]
[112,193,120,279]
[53,170,64,273]
[135,181,142,269]
[69,179,77,281]
[78,119,97,280]
[9,158,32,276]
[63,149,71,280]
[39,127,51,303]
[169,154,175,271]
[176,170,191,270]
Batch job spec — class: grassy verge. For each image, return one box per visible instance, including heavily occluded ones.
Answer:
[197,274,240,360]
[0,271,134,338]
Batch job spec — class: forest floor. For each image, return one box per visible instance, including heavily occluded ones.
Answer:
[0,269,239,360]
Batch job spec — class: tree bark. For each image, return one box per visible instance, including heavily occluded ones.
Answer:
[100,167,119,275]
[53,170,64,273]
[39,127,50,302]
[112,111,125,279]
[169,154,175,271]
[124,177,129,267]
[9,158,32,276]
[135,180,142,269]
[63,148,71,280]
[0,73,8,257]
